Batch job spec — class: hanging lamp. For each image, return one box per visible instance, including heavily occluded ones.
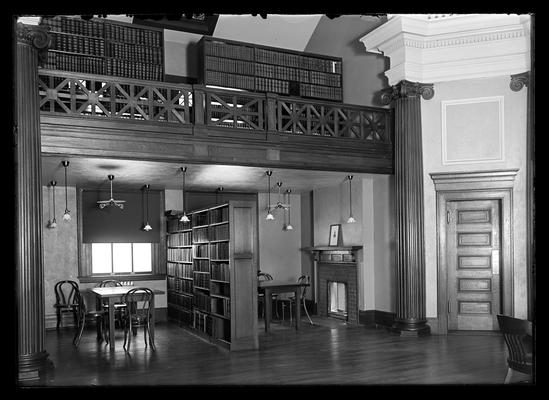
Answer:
[142,184,152,231]
[49,180,58,229]
[61,160,71,221]
[179,167,190,223]
[347,174,356,224]
[265,170,274,220]
[97,174,125,209]
[284,188,293,231]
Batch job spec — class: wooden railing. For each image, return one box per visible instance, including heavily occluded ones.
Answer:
[38,70,392,145]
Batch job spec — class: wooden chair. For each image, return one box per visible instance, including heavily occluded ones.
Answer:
[98,279,127,329]
[497,314,533,384]
[257,271,278,319]
[73,289,108,347]
[280,275,314,326]
[121,287,156,351]
[54,280,80,330]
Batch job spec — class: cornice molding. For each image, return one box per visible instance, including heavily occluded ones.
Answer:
[510,71,530,92]
[360,14,531,85]
[380,80,434,105]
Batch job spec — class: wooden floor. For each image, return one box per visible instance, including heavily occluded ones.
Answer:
[21,316,517,387]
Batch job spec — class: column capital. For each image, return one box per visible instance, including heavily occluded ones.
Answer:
[16,22,51,64]
[510,71,530,91]
[380,80,435,105]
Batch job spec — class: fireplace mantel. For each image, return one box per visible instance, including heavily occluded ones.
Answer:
[301,246,363,263]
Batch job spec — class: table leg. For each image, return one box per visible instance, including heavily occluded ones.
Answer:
[295,288,301,331]
[264,288,272,333]
[95,295,102,340]
[150,296,155,344]
[108,297,115,350]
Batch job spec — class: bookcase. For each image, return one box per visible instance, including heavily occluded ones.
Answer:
[40,16,164,82]
[166,201,258,350]
[198,36,343,102]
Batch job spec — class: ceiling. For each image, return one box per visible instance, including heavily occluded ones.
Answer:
[41,155,378,194]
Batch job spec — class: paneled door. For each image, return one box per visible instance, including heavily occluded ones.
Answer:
[446,200,501,331]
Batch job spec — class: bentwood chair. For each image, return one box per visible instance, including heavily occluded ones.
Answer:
[98,279,127,329]
[280,275,314,326]
[257,271,278,319]
[73,289,108,347]
[54,280,80,330]
[497,314,534,384]
[121,287,156,351]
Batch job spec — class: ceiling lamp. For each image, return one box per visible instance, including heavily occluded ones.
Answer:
[269,181,290,211]
[265,170,274,220]
[142,184,152,232]
[347,175,356,224]
[61,160,71,221]
[284,188,293,231]
[216,186,224,204]
[97,174,125,209]
[49,180,58,229]
[179,167,190,223]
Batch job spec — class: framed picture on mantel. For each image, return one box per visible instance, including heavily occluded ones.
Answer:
[329,224,341,246]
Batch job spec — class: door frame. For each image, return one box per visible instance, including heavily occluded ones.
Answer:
[431,170,518,334]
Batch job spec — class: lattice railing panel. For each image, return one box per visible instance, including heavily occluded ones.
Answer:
[205,90,265,130]
[38,70,193,125]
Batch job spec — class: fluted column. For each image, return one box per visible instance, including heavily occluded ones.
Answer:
[381,80,434,336]
[15,22,53,381]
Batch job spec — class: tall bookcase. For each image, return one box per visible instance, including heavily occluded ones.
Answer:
[40,16,164,82]
[166,201,258,350]
[198,36,343,102]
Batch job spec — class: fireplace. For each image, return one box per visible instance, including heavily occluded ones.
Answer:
[328,281,347,320]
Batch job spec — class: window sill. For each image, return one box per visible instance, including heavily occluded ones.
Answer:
[78,274,166,284]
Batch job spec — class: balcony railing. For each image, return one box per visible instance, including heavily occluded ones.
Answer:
[38,69,392,145]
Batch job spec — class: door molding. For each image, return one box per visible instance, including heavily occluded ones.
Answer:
[431,169,518,334]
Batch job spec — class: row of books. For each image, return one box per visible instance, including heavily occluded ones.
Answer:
[309,70,342,87]
[210,224,229,241]
[169,307,193,325]
[211,297,231,318]
[168,292,192,309]
[301,56,342,74]
[255,63,300,81]
[194,259,210,272]
[194,310,213,334]
[211,242,230,260]
[193,212,209,227]
[194,293,211,313]
[300,84,343,101]
[105,58,163,81]
[167,261,193,279]
[192,226,209,243]
[211,262,230,282]
[204,40,254,61]
[211,281,230,297]
[167,217,191,233]
[167,231,192,247]
[167,247,192,262]
[205,56,255,76]
[255,77,290,95]
[194,244,209,258]
[41,17,105,39]
[43,52,105,75]
[193,272,211,289]
[52,32,105,57]
[205,70,255,91]
[108,42,162,65]
[167,276,193,294]
[210,207,229,224]
[255,48,300,68]
[104,23,162,47]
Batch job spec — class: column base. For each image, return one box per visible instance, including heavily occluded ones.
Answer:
[18,351,54,383]
[390,319,431,336]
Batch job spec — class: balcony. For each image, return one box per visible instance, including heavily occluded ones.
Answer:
[38,70,394,173]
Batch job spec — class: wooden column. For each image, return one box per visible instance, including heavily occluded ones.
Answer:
[381,80,434,336]
[15,22,53,381]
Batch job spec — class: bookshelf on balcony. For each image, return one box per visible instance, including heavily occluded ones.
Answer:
[198,36,343,102]
[165,201,258,350]
[40,15,164,82]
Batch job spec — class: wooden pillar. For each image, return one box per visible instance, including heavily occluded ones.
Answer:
[380,80,434,336]
[15,22,53,381]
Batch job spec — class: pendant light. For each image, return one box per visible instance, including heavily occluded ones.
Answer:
[284,188,293,231]
[61,160,71,221]
[216,186,224,204]
[49,180,57,229]
[347,174,356,224]
[265,170,274,220]
[97,174,125,209]
[142,184,152,231]
[179,167,190,223]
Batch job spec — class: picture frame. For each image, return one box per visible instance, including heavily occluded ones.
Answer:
[329,224,341,246]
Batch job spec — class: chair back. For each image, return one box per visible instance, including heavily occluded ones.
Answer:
[497,314,533,375]
[54,280,80,307]
[297,275,309,298]
[99,279,122,287]
[257,272,273,281]
[123,287,155,322]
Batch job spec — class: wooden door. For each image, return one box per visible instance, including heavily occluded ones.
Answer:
[447,200,501,331]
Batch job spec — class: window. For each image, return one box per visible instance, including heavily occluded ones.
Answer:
[91,243,152,275]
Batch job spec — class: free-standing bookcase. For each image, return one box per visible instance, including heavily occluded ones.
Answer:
[166,201,258,350]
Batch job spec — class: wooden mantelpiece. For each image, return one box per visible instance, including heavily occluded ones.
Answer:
[301,246,362,263]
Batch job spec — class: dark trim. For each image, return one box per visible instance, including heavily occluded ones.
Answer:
[78,274,166,284]
[359,310,375,325]
[359,310,396,327]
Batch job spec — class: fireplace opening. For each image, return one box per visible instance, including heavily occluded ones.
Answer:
[328,281,348,320]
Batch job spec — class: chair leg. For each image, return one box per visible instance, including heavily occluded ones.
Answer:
[56,309,61,330]
[148,322,156,350]
[303,298,314,325]
[504,367,513,384]
[73,314,85,347]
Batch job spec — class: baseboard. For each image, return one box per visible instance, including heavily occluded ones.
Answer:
[359,310,396,328]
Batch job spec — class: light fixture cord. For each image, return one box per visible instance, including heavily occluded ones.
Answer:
[182,167,186,214]
[52,182,56,219]
[349,176,353,216]
[267,172,271,212]
[146,186,149,222]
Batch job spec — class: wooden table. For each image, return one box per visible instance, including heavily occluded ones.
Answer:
[258,280,309,333]
[89,286,164,350]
